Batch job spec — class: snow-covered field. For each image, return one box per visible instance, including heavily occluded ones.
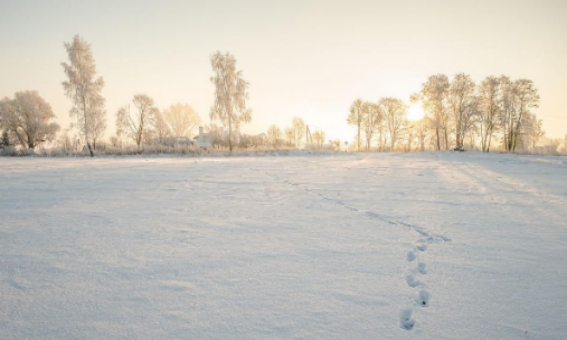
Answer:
[1,152,566,339]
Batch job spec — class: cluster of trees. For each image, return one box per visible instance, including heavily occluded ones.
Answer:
[0,34,562,156]
[348,73,544,153]
[0,35,246,155]
[265,117,327,149]
[348,98,408,151]
[115,96,201,149]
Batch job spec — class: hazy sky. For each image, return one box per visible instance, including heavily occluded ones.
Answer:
[1,0,566,140]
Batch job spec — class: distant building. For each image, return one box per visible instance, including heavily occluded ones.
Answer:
[193,126,212,148]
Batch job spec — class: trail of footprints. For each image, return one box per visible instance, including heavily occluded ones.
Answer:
[254,169,449,331]
[399,228,449,331]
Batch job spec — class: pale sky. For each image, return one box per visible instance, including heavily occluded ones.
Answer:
[1,0,566,141]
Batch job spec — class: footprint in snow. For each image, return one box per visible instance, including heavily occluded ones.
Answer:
[399,309,416,330]
[406,274,421,288]
[416,244,427,252]
[416,290,430,307]
[407,250,417,262]
[418,262,427,275]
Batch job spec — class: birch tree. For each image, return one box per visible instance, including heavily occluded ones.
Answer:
[284,126,294,146]
[312,130,326,147]
[61,35,106,156]
[210,51,251,151]
[418,75,450,150]
[379,97,407,150]
[0,91,59,149]
[153,111,170,144]
[447,73,478,149]
[292,117,306,148]
[116,94,158,150]
[362,101,381,150]
[478,76,501,152]
[500,78,540,151]
[347,98,364,151]
[267,124,282,148]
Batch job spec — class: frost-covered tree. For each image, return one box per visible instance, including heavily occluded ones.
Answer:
[61,35,106,156]
[116,94,159,150]
[447,73,478,149]
[0,91,59,149]
[210,51,251,151]
[417,75,450,150]
[162,103,201,138]
[284,126,294,146]
[312,129,326,147]
[347,98,364,151]
[362,101,381,150]
[292,117,306,148]
[478,76,501,152]
[153,111,170,144]
[379,97,407,150]
[500,78,540,151]
[267,124,283,148]
[0,130,10,148]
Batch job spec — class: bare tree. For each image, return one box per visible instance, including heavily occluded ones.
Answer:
[521,114,544,151]
[61,35,106,156]
[116,94,159,150]
[447,73,478,149]
[347,98,364,151]
[500,78,540,151]
[153,111,171,144]
[379,97,407,150]
[210,51,251,151]
[417,75,450,150]
[413,118,429,151]
[267,124,283,148]
[292,117,306,148]
[162,103,201,138]
[284,126,294,146]
[362,101,381,150]
[205,123,226,148]
[312,130,326,148]
[0,91,59,149]
[478,76,501,152]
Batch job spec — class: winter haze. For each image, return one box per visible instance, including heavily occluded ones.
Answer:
[0,0,566,140]
[1,1,567,339]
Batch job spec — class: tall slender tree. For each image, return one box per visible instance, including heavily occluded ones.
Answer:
[362,101,381,150]
[418,75,450,150]
[478,76,501,152]
[347,98,364,151]
[447,73,478,149]
[267,124,283,148]
[292,117,306,148]
[210,51,251,151]
[379,97,408,150]
[116,94,159,150]
[61,35,106,156]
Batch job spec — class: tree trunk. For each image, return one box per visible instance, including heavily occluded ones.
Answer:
[228,117,233,152]
[357,124,361,151]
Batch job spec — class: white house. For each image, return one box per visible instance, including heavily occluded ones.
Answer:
[193,126,212,148]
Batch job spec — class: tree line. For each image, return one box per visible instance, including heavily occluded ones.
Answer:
[347,73,545,153]
[0,35,250,155]
[0,35,565,155]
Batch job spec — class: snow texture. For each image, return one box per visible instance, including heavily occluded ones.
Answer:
[1,152,567,339]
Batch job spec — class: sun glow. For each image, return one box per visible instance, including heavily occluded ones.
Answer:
[408,104,426,121]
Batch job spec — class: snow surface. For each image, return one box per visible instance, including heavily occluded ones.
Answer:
[1,152,566,339]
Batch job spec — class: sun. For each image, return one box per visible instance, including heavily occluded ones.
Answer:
[407,104,426,121]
